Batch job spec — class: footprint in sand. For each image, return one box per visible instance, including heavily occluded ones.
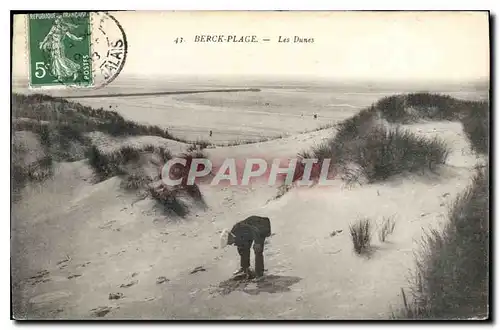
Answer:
[77,261,91,268]
[109,292,124,300]
[67,274,82,280]
[98,220,116,230]
[29,290,72,305]
[329,229,343,237]
[27,270,51,286]
[53,308,64,315]
[156,276,169,284]
[120,280,138,288]
[190,266,207,274]
[56,256,71,268]
[90,306,116,317]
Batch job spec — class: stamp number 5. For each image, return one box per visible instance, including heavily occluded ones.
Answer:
[34,62,47,78]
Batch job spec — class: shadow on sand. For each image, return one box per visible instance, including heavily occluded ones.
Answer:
[214,274,302,296]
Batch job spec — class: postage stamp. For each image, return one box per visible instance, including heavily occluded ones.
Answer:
[28,12,92,87]
[27,12,127,89]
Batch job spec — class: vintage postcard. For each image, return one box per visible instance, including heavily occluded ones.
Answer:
[11,11,490,320]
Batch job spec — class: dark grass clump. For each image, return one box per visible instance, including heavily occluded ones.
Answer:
[396,167,489,319]
[85,144,173,182]
[294,144,334,185]
[148,186,189,217]
[297,93,468,185]
[349,218,372,255]
[378,216,396,242]
[221,135,284,147]
[11,155,54,200]
[459,101,489,155]
[297,102,450,184]
[141,144,172,164]
[353,126,449,182]
[297,140,334,165]
[12,93,185,196]
[186,149,208,160]
[166,150,211,187]
[120,172,153,191]
[86,145,123,181]
[187,139,211,151]
[330,124,450,184]
[85,145,140,181]
[151,150,208,210]
[275,184,293,200]
[328,106,379,163]
[376,93,463,123]
[171,183,207,209]
[182,183,203,201]
[13,119,92,162]
[11,121,59,193]
[333,106,378,145]
[375,96,408,123]
[95,119,187,142]
[12,155,54,183]
[50,124,92,161]
[405,93,459,120]
[12,93,190,143]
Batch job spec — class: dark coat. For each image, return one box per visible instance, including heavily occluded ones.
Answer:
[228,216,271,247]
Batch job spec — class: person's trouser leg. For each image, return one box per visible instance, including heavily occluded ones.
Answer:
[237,245,251,270]
[253,240,265,277]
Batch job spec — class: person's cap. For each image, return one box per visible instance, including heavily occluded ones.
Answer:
[220,229,230,248]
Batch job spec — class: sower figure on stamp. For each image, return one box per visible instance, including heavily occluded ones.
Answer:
[38,16,83,81]
[220,216,271,280]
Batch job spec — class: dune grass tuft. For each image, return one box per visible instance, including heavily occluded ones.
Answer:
[376,93,463,123]
[298,96,455,185]
[147,186,189,217]
[275,184,293,200]
[459,100,489,155]
[12,93,189,143]
[349,218,372,255]
[378,216,396,242]
[331,123,450,183]
[12,155,54,200]
[395,167,489,319]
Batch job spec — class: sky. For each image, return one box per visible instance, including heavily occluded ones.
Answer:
[12,11,490,82]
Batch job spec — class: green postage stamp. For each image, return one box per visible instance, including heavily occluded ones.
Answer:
[28,12,93,87]
[27,12,127,89]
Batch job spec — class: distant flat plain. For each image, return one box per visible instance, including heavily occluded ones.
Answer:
[12,76,489,143]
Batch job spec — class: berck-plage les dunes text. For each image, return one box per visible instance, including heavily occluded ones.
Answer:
[173,35,315,44]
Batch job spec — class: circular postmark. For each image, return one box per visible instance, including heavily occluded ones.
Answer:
[38,11,127,89]
[89,12,128,88]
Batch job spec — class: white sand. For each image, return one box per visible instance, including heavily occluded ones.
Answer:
[11,114,483,319]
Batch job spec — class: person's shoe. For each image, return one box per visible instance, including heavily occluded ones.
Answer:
[244,269,256,280]
[232,268,248,277]
[251,274,265,282]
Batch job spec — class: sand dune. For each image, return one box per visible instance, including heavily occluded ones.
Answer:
[11,113,483,319]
